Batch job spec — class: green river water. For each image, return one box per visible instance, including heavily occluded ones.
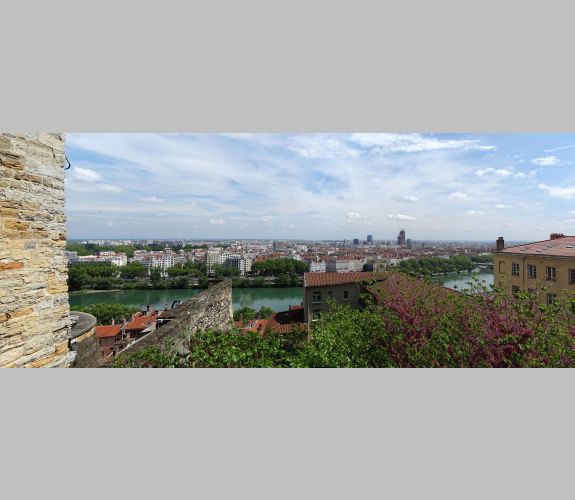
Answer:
[69,270,494,313]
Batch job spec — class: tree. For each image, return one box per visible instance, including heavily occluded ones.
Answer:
[74,304,139,325]
[258,306,275,319]
[120,262,148,279]
[233,307,258,322]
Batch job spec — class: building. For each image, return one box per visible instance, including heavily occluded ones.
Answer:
[303,272,378,323]
[397,229,406,246]
[204,250,224,274]
[133,251,175,271]
[493,234,575,305]
[353,238,359,246]
[307,260,327,273]
[367,234,373,244]
[224,255,254,276]
[325,259,365,273]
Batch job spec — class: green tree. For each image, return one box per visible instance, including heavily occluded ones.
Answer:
[233,307,258,321]
[258,306,275,319]
[74,304,139,325]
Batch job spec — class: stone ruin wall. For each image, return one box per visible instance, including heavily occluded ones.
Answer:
[0,133,72,368]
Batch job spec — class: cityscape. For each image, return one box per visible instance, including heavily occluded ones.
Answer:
[3,133,575,368]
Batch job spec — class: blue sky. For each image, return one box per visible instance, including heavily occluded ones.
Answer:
[65,133,575,241]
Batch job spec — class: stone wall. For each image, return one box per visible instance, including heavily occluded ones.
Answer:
[116,280,234,359]
[69,312,100,368]
[0,133,73,368]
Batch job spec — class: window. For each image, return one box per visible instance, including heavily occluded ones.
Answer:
[312,291,322,303]
[570,269,575,284]
[547,293,557,305]
[512,263,520,276]
[327,291,333,300]
[343,290,349,300]
[546,266,557,281]
[528,264,537,279]
[312,309,321,321]
[512,285,520,297]
[499,261,506,273]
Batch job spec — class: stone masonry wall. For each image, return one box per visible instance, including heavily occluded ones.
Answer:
[116,280,234,360]
[0,133,73,368]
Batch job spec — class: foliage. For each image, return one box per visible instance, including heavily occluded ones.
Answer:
[252,258,308,276]
[470,254,493,263]
[67,263,120,291]
[120,262,148,280]
[114,329,295,368]
[295,300,391,367]
[398,255,475,276]
[74,303,139,325]
[233,307,258,321]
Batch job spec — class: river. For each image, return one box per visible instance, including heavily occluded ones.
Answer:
[69,270,494,312]
[69,287,304,312]
[436,269,494,292]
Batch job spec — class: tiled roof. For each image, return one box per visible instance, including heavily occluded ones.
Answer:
[125,314,157,331]
[304,272,378,287]
[500,236,575,257]
[96,325,122,338]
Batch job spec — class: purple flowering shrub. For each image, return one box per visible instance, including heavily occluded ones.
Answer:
[366,273,575,367]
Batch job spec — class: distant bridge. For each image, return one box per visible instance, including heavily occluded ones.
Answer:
[475,262,494,269]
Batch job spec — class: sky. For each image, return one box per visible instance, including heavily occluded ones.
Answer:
[65,133,575,241]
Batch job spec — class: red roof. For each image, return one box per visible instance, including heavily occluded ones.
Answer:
[125,314,157,331]
[304,272,378,287]
[500,235,575,258]
[96,325,122,338]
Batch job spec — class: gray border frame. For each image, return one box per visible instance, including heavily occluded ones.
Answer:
[2,1,575,499]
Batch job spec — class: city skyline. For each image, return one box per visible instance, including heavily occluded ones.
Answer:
[65,133,575,240]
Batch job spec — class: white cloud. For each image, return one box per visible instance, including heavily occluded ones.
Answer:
[289,135,359,159]
[387,213,415,221]
[73,167,102,182]
[259,215,273,223]
[103,184,123,193]
[538,183,575,199]
[143,196,163,203]
[348,133,494,153]
[447,191,470,201]
[494,204,512,209]
[209,218,225,225]
[466,210,484,215]
[545,145,574,153]
[532,156,562,166]
[475,168,512,176]
[395,195,419,203]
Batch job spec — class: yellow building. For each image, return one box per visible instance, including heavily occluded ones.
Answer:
[493,234,575,305]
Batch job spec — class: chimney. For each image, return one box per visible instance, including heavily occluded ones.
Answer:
[550,233,565,240]
[496,237,505,251]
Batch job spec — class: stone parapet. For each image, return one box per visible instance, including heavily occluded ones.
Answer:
[0,133,71,368]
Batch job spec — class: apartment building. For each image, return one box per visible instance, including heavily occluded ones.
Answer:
[224,255,254,276]
[132,251,175,270]
[325,258,366,273]
[493,234,575,305]
[303,272,377,323]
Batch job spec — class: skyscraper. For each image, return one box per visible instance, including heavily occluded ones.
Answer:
[353,238,359,246]
[367,234,373,244]
[397,229,406,246]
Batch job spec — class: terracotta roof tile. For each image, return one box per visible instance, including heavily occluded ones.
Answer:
[500,236,575,258]
[304,272,379,287]
[96,325,122,338]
